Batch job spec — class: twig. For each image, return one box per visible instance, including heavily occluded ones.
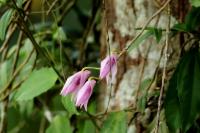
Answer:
[78,0,100,67]
[0,2,32,132]
[94,106,136,119]
[0,97,8,133]
[118,0,172,58]
[11,0,64,83]
[0,49,33,132]
[11,30,23,74]
[134,13,161,109]
[0,49,35,100]
[46,0,59,15]
[1,71,29,101]
[0,0,31,54]
[0,24,16,53]
[103,0,113,114]
[44,0,67,80]
[155,3,171,133]
[57,0,76,25]
[134,43,151,104]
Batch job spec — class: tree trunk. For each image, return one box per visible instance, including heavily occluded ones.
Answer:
[99,0,181,132]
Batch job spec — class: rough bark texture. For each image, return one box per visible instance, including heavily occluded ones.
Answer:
[100,0,181,132]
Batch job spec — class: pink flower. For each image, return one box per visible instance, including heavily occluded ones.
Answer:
[76,80,96,111]
[60,70,91,96]
[99,54,117,82]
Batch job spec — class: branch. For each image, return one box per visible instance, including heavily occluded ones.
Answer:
[0,49,35,100]
[57,0,77,25]
[155,3,171,133]
[11,0,64,83]
[11,31,23,74]
[118,0,172,58]
[78,0,100,66]
[0,0,31,54]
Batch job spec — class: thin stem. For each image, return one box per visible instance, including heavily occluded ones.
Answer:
[11,29,23,75]
[88,76,100,81]
[57,0,76,25]
[155,3,171,133]
[11,0,64,83]
[82,67,100,71]
[118,0,172,58]
[46,0,59,15]
[103,0,114,114]
[0,49,35,99]
[0,97,8,133]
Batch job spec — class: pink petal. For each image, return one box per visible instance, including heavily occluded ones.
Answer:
[100,56,112,79]
[60,75,76,96]
[60,70,90,96]
[80,70,91,86]
[76,80,96,110]
[100,54,117,81]
[111,57,117,82]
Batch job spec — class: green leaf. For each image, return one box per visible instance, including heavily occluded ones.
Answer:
[0,9,13,40]
[14,67,58,101]
[0,0,7,7]
[53,27,67,41]
[13,40,36,87]
[0,59,12,89]
[164,68,181,132]
[172,7,200,32]
[165,48,200,132]
[137,78,152,112]
[153,28,162,43]
[177,48,200,132]
[137,94,147,113]
[140,78,152,91]
[190,0,200,7]
[61,95,79,116]
[101,111,127,133]
[18,100,34,117]
[185,7,200,31]
[77,120,95,133]
[46,115,72,133]
[172,23,188,32]
[127,30,154,52]
[16,0,24,8]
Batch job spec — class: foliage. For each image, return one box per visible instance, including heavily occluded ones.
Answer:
[165,48,200,133]
[0,9,13,40]
[14,67,58,101]
[101,111,127,133]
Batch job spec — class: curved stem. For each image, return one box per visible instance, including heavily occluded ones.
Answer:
[88,76,100,81]
[82,67,100,71]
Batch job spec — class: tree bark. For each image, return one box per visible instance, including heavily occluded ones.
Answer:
[100,0,181,132]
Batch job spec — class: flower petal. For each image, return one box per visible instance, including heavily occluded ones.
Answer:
[60,75,75,96]
[100,54,117,82]
[100,56,112,79]
[76,80,96,110]
[60,70,91,96]
[111,56,117,82]
[80,70,91,86]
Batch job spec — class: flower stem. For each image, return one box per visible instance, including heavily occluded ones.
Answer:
[89,76,100,81]
[82,67,100,71]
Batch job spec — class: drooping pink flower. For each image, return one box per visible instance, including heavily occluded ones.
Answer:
[76,80,96,111]
[99,54,117,82]
[60,70,91,96]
